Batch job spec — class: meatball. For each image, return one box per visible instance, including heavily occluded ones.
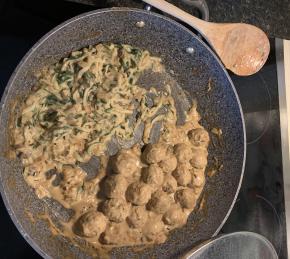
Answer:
[142,143,169,164]
[191,169,205,188]
[127,206,148,228]
[175,188,197,209]
[190,149,208,169]
[163,205,187,227]
[147,191,172,214]
[112,151,140,178]
[102,198,130,223]
[101,223,121,245]
[126,182,152,205]
[159,154,177,173]
[143,220,166,242]
[74,211,107,238]
[190,169,206,196]
[61,166,86,205]
[162,175,178,193]
[174,143,192,163]
[103,174,128,199]
[101,223,141,245]
[142,164,164,186]
[188,128,210,148]
[172,163,192,186]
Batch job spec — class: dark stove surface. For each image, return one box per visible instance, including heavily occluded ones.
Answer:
[222,43,287,259]
[0,1,287,258]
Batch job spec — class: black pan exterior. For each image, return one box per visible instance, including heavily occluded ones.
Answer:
[0,8,246,258]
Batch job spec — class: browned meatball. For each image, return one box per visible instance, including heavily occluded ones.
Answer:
[142,143,169,164]
[147,191,172,214]
[112,151,140,178]
[172,163,192,186]
[143,220,166,242]
[102,198,130,223]
[163,205,187,227]
[103,174,128,199]
[159,154,177,173]
[175,188,197,209]
[142,164,164,186]
[190,149,208,169]
[190,169,206,196]
[162,175,178,193]
[101,223,142,245]
[126,182,152,205]
[74,211,107,238]
[174,143,192,163]
[101,223,121,245]
[191,169,205,188]
[127,206,148,228]
[188,128,210,148]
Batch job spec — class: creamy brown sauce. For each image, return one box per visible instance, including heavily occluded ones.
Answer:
[53,107,209,249]
[12,43,210,252]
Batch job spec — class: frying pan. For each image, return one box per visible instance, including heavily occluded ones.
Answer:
[0,8,246,258]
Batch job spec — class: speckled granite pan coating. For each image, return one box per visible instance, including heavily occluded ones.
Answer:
[0,8,246,259]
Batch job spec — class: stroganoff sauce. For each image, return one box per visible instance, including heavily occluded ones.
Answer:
[11,43,209,253]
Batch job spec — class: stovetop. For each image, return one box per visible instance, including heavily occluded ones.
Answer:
[221,42,287,258]
[0,1,287,258]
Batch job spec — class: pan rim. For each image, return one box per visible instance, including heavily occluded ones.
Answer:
[0,7,246,258]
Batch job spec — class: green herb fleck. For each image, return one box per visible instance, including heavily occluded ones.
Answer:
[43,110,58,122]
[130,59,137,68]
[74,114,82,119]
[45,94,61,106]
[56,71,73,84]
[81,115,87,126]
[73,128,82,135]
[83,71,95,82]
[16,116,22,127]
[130,48,142,60]
[120,58,129,71]
[32,141,41,149]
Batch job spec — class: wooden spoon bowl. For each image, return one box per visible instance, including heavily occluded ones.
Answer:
[143,0,270,76]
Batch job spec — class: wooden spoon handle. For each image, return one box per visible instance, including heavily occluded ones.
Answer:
[143,0,208,36]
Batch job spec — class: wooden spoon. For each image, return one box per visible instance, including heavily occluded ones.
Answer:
[143,0,270,76]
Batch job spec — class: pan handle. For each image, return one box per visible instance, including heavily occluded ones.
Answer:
[144,0,209,22]
[181,0,209,21]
